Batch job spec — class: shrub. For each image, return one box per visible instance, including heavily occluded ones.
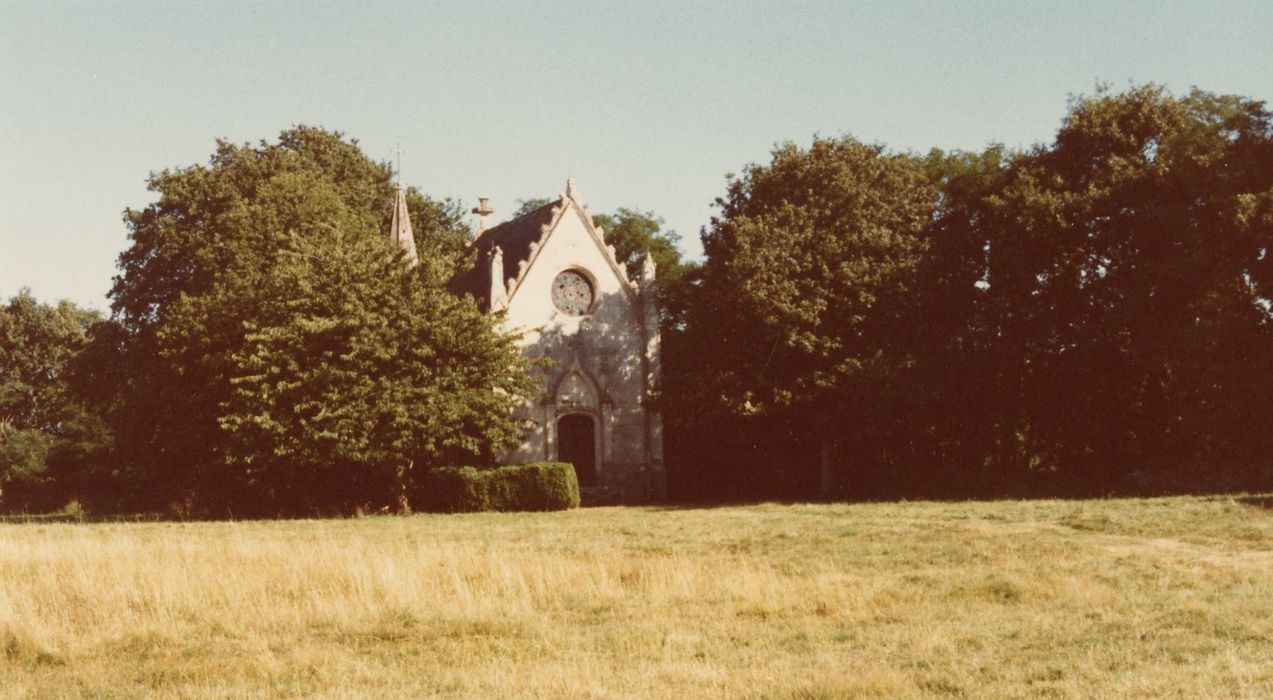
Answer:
[420,462,580,513]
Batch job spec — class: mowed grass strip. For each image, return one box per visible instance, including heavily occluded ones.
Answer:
[2,496,1272,698]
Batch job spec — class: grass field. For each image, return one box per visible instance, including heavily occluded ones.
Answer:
[3,496,1273,698]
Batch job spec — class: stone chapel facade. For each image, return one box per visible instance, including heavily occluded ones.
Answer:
[419,179,665,503]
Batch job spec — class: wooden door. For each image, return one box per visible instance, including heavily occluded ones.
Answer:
[557,414,596,486]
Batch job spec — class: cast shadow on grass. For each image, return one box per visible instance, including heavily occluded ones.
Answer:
[1235,496,1273,510]
[7,480,1273,522]
[647,469,1273,512]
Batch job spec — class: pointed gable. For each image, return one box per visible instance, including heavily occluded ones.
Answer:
[449,180,634,312]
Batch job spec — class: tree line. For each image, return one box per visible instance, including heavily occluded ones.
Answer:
[2,84,1271,514]
[667,84,1273,500]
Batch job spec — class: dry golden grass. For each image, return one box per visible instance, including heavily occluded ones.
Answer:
[3,496,1273,698]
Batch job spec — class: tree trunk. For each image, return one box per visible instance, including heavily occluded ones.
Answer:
[394,461,412,515]
[819,434,834,500]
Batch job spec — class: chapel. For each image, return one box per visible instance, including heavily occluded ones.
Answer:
[393,179,665,503]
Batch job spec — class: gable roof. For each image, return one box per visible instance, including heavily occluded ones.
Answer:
[448,199,559,310]
[448,182,639,312]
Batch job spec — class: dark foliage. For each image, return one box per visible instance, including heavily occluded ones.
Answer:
[71,126,532,517]
[419,462,581,512]
[0,291,108,511]
[10,85,1273,513]
[670,85,1273,501]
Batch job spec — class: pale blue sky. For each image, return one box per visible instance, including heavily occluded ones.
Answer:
[2,0,1271,310]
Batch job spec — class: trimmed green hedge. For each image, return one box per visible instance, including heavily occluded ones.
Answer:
[420,462,581,513]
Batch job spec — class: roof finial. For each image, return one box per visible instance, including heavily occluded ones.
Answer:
[566,177,577,199]
[472,197,495,233]
[489,245,507,310]
[642,251,657,283]
[394,143,404,188]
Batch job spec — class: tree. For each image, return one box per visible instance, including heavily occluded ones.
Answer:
[878,85,1273,496]
[684,136,937,497]
[972,85,1273,483]
[904,146,1017,490]
[591,208,692,289]
[219,225,533,515]
[512,197,552,217]
[0,290,103,509]
[96,126,529,515]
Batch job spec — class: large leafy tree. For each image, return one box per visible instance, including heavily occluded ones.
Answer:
[95,126,528,515]
[901,147,1019,490]
[974,85,1273,481]
[219,225,532,515]
[683,136,937,497]
[0,291,103,508]
[891,85,1273,496]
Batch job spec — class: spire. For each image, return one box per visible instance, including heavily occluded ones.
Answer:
[389,184,418,266]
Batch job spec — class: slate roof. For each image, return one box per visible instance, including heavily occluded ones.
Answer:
[449,198,561,310]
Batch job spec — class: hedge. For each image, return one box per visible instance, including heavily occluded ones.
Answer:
[419,462,581,513]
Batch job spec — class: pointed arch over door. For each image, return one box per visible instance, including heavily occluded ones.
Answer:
[557,413,597,487]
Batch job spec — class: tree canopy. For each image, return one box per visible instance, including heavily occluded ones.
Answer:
[671,85,1273,500]
[591,208,692,290]
[671,136,937,496]
[0,291,102,508]
[955,85,1273,483]
[219,220,532,515]
[88,126,531,515]
[8,84,1273,512]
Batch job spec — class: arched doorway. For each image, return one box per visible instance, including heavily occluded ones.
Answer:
[557,414,596,486]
